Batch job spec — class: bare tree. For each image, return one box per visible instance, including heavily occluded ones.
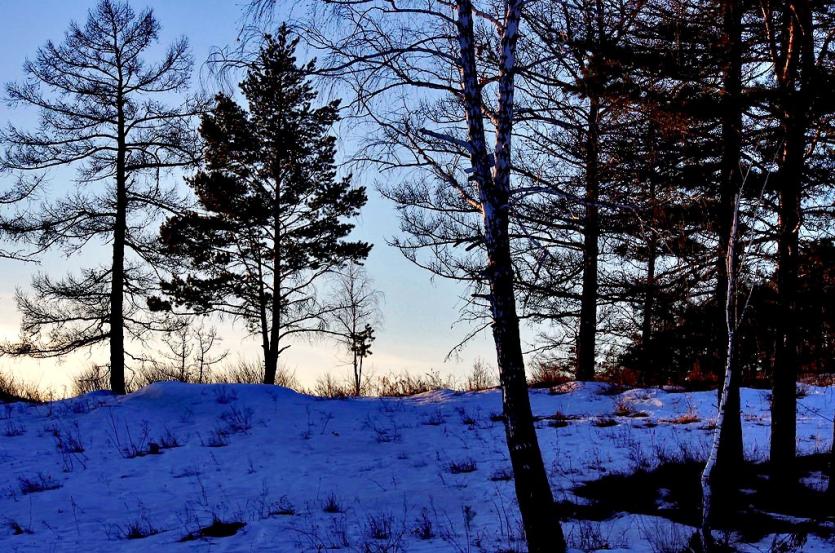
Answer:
[327,262,382,396]
[0,0,203,394]
[144,320,228,385]
[291,1,567,549]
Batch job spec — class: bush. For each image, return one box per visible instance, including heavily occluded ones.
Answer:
[527,361,572,389]
[463,359,498,391]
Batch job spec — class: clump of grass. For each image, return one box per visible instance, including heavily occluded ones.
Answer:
[213,386,238,404]
[448,459,478,474]
[663,411,700,425]
[8,519,33,535]
[413,509,434,540]
[269,496,296,516]
[220,405,253,434]
[202,427,230,448]
[490,467,514,481]
[613,398,649,418]
[158,427,181,449]
[18,473,61,495]
[422,410,446,426]
[122,517,159,540]
[366,513,394,540]
[3,419,25,437]
[0,370,50,403]
[323,492,344,514]
[545,410,577,428]
[592,417,618,428]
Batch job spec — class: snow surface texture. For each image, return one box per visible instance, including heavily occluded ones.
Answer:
[1,381,833,552]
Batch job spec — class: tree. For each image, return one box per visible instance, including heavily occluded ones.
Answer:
[298,0,567,549]
[327,262,381,396]
[154,27,370,385]
[0,0,202,394]
[758,0,835,493]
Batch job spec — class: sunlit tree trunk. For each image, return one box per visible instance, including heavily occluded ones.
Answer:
[456,2,564,550]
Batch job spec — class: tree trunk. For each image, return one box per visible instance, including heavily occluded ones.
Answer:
[702,194,742,551]
[771,117,804,490]
[770,0,812,492]
[264,184,282,385]
[713,0,744,478]
[576,94,600,382]
[455,2,564,551]
[109,87,127,395]
[641,227,656,385]
[828,415,835,499]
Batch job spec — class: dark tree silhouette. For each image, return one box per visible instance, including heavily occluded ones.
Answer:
[0,0,202,394]
[154,28,370,385]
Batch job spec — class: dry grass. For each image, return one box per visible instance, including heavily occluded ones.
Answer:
[0,370,53,403]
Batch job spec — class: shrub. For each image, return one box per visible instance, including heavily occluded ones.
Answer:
[463,359,498,391]
[527,361,571,389]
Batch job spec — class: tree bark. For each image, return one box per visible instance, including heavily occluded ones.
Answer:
[770,0,812,492]
[828,415,835,499]
[264,183,282,385]
[702,194,742,551]
[109,78,127,395]
[713,0,744,479]
[455,2,565,551]
[576,94,600,382]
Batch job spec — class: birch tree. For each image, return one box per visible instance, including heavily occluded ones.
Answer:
[281,0,567,549]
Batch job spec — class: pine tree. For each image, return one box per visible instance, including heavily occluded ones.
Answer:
[154,27,370,384]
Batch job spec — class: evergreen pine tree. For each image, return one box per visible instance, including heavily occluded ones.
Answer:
[154,26,370,384]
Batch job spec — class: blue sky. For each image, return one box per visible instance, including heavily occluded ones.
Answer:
[0,0,496,391]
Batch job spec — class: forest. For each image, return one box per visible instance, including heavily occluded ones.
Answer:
[0,0,834,552]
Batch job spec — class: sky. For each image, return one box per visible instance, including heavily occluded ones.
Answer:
[0,0,498,393]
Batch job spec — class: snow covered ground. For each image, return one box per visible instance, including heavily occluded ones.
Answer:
[1,381,834,552]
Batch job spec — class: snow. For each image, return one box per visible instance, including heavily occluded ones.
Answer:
[1,381,834,552]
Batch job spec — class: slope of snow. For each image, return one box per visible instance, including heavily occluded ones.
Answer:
[1,381,833,552]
